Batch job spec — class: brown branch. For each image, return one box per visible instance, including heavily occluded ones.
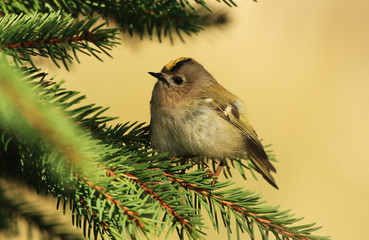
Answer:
[103,167,194,233]
[101,165,303,238]
[78,174,144,229]
[161,170,309,240]
[4,31,97,49]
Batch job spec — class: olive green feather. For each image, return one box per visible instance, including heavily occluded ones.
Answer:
[202,85,278,189]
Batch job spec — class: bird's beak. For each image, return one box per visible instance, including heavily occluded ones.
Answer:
[148,72,167,83]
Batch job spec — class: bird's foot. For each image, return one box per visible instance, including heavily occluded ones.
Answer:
[211,160,226,187]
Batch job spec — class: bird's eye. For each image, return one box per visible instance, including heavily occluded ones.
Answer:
[173,76,184,85]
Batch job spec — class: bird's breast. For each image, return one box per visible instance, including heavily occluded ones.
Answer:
[150,103,245,159]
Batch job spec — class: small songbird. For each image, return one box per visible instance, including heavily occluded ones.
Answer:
[148,57,278,189]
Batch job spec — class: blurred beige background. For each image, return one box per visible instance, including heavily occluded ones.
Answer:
[47,0,369,239]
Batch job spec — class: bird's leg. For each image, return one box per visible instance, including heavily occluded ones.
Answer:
[170,156,178,162]
[212,159,226,187]
[180,157,188,174]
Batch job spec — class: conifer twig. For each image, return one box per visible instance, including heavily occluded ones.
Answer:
[0,12,119,69]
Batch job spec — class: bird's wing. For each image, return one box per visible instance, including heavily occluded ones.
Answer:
[202,87,278,189]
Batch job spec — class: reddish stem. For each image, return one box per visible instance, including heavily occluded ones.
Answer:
[5,31,98,49]
[78,174,144,229]
[104,167,194,233]
[161,170,309,240]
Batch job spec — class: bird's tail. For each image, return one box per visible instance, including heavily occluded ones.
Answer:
[249,156,279,189]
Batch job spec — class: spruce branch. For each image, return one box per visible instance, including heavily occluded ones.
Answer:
[0,12,119,70]
[161,171,327,240]
[77,173,145,229]
[0,1,234,42]
[124,172,194,232]
[106,169,202,239]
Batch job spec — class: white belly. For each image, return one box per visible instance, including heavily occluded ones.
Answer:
[150,104,245,159]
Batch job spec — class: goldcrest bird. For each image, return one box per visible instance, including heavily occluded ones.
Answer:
[148,57,278,189]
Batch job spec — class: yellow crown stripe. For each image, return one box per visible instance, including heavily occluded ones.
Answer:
[165,57,189,70]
